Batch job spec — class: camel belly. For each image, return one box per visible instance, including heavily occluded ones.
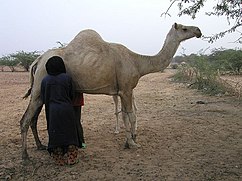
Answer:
[66,61,118,95]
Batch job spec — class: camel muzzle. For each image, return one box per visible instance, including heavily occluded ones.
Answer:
[195,28,202,38]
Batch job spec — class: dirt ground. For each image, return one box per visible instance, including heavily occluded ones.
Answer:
[0,69,241,181]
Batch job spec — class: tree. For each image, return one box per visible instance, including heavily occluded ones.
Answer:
[0,55,19,72]
[0,51,40,72]
[210,48,242,73]
[0,57,6,71]
[10,51,40,71]
[227,49,242,73]
[163,0,242,43]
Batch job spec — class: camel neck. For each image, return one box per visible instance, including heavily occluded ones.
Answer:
[134,33,180,77]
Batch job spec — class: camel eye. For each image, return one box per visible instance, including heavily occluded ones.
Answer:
[183,28,188,31]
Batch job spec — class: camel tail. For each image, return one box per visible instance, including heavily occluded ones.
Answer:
[22,88,32,99]
[22,57,39,99]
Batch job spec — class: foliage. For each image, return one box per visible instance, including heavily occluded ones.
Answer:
[0,55,19,72]
[172,48,242,95]
[172,55,186,64]
[10,51,40,71]
[209,48,242,73]
[171,63,179,69]
[172,63,193,82]
[0,51,40,71]
[163,0,242,43]
[186,54,225,94]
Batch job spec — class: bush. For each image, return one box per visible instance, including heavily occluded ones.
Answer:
[173,54,226,95]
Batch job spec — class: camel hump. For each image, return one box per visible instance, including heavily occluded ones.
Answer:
[66,29,108,54]
[71,29,104,43]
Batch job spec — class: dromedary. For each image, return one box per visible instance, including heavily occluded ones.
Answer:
[24,68,136,134]
[20,23,202,160]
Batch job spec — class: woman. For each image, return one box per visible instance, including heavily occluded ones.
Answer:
[41,56,79,165]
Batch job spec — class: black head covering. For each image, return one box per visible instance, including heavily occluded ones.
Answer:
[45,56,66,75]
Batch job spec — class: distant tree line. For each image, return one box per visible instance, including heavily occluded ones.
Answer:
[0,51,40,72]
[172,48,242,95]
[173,48,242,74]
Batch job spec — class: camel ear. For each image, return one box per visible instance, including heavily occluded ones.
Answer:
[174,23,178,29]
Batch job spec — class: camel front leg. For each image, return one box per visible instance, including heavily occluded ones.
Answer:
[132,94,138,131]
[122,111,140,148]
[120,93,140,148]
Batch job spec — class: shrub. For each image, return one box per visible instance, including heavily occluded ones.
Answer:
[173,54,226,95]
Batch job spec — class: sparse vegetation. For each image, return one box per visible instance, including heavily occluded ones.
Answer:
[172,48,242,95]
[0,51,40,72]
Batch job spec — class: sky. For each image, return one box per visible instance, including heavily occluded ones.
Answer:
[0,0,241,57]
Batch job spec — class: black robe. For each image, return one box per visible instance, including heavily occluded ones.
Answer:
[41,73,79,153]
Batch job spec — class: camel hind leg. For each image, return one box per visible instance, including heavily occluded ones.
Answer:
[30,104,46,150]
[20,97,43,160]
[113,95,120,134]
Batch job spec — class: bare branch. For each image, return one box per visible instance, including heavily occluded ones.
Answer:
[161,0,178,18]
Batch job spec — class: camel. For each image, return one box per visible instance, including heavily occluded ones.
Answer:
[23,68,135,134]
[20,23,202,160]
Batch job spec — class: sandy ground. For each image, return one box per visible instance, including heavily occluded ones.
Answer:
[0,69,241,181]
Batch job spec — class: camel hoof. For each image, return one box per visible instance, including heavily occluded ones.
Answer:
[114,130,120,134]
[124,141,129,149]
[132,134,137,142]
[22,152,30,161]
[37,144,47,150]
[124,140,141,149]
[129,143,141,149]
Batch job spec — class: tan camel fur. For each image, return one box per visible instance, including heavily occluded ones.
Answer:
[20,23,202,160]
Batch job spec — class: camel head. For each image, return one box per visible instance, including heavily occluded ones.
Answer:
[171,23,202,42]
